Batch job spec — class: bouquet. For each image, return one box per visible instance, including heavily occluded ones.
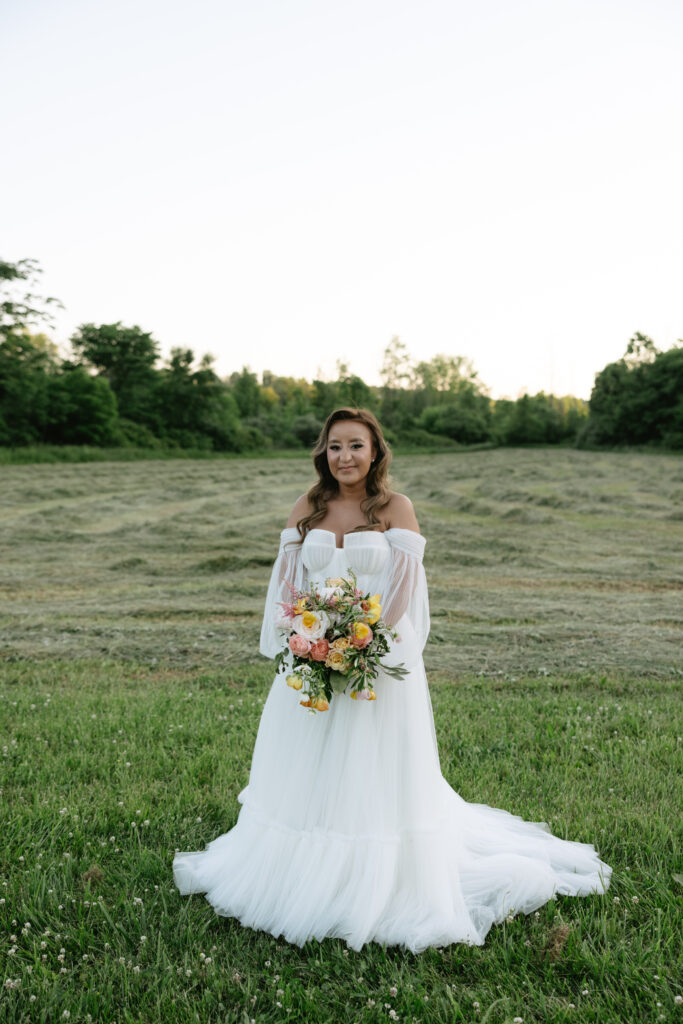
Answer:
[273,570,409,712]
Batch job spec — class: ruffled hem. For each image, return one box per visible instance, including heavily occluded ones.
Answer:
[172,792,611,953]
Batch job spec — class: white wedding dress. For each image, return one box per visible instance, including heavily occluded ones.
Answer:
[173,527,611,952]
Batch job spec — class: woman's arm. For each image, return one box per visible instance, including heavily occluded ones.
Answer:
[381,494,422,627]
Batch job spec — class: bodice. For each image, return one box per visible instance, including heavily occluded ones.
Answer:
[301,528,391,581]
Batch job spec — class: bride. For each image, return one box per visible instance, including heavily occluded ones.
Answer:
[173,406,611,951]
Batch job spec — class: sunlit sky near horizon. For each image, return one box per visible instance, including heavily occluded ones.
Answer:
[3,0,682,400]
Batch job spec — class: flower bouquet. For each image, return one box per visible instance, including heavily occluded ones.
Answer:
[273,570,409,712]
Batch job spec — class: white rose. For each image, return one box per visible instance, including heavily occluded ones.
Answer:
[292,610,331,641]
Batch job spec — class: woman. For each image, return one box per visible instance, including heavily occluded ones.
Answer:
[173,407,611,952]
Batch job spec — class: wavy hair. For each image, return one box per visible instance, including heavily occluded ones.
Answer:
[294,407,393,543]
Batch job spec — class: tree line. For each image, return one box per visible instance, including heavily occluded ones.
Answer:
[1,258,681,452]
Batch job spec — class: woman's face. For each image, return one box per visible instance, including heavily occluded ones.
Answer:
[326,420,377,486]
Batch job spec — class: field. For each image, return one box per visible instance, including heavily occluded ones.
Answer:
[1,448,682,1023]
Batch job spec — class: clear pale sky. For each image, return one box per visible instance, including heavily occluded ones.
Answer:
[3,0,682,399]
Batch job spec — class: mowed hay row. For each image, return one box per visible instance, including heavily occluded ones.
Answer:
[0,449,681,677]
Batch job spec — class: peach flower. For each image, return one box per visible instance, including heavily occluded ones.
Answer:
[289,634,312,657]
[310,639,330,662]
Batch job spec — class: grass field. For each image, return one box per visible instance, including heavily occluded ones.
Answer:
[1,449,682,1023]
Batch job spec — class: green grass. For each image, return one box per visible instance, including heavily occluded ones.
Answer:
[1,449,682,1022]
[1,662,681,1023]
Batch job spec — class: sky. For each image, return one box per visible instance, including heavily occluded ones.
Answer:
[2,0,682,399]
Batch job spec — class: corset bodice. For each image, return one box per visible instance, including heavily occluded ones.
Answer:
[302,528,391,583]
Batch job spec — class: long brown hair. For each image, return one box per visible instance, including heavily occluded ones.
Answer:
[294,407,393,542]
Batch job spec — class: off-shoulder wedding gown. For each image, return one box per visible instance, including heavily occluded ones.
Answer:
[173,527,611,951]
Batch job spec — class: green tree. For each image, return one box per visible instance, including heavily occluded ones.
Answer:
[70,322,161,427]
[45,365,119,445]
[0,332,53,444]
[0,258,63,340]
[158,349,244,450]
[581,335,683,448]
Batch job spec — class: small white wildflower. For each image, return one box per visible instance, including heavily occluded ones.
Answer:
[133,965,140,973]
[674,995,683,1005]
[582,989,589,995]
[632,896,639,903]
[389,985,398,997]
[613,896,620,904]
[62,1008,71,1016]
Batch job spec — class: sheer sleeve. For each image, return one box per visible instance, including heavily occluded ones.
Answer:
[379,528,430,669]
[259,527,308,659]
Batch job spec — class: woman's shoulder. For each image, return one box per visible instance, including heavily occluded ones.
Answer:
[286,493,312,528]
[384,492,421,533]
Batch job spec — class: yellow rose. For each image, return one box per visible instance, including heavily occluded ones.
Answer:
[350,621,372,646]
[325,577,346,587]
[294,598,308,614]
[313,696,329,711]
[331,636,351,652]
[325,650,350,673]
[301,610,318,630]
[361,600,381,625]
[286,675,303,690]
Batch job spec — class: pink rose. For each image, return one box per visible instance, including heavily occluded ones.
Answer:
[289,634,312,657]
[310,639,330,662]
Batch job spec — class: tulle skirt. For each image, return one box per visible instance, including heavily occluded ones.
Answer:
[173,661,611,952]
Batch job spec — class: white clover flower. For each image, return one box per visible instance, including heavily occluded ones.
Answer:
[389,985,398,997]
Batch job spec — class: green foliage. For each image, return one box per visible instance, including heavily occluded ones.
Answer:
[70,321,161,426]
[581,334,683,448]
[45,365,119,445]
[0,256,63,338]
[0,265,677,454]
[419,392,492,444]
